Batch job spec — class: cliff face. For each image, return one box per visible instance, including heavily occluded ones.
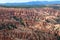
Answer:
[0,7,60,40]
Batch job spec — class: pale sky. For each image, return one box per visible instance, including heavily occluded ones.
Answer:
[0,0,60,3]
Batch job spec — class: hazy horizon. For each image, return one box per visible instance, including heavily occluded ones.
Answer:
[0,0,60,3]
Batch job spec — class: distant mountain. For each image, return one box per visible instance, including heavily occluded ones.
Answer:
[0,1,60,8]
[22,1,60,5]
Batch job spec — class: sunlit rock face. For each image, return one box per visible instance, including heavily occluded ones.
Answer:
[0,7,60,40]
